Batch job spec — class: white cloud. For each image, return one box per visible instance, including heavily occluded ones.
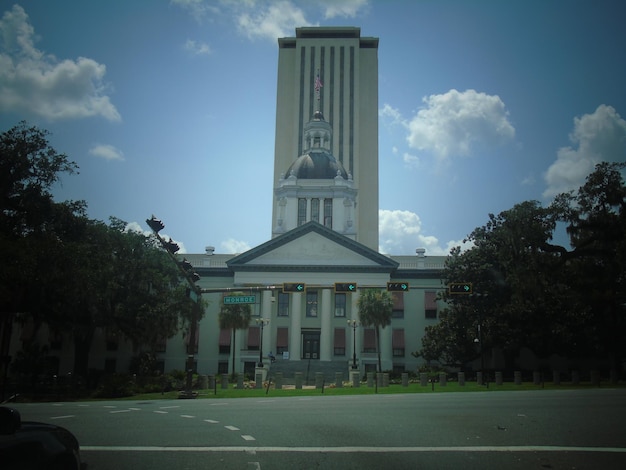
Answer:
[379,209,467,256]
[237,1,312,41]
[89,144,124,161]
[543,104,626,198]
[184,39,212,56]
[0,5,121,122]
[170,0,220,22]
[403,152,419,169]
[379,103,402,125]
[319,0,368,19]
[405,89,515,160]
[221,238,251,253]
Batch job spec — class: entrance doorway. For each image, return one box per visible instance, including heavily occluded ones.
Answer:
[302,331,320,359]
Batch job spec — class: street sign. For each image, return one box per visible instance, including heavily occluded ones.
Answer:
[448,283,472,294]
[387,282,409,292]
[335,282,357,292]
[224,295,256,304]
[283,283,305,293]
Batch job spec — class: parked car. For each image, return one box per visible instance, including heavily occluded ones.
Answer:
[0,406,83,470]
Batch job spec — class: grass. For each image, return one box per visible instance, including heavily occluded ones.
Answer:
[123,380,625,401]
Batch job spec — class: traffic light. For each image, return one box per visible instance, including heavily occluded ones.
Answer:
[283,282,305,293]
[181,258,200,283]
[335,282,357,292]
[146,215,164,233]
[387,282,409,292]
[448,283,472,294]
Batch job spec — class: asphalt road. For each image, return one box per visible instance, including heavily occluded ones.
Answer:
[8,388,626,469]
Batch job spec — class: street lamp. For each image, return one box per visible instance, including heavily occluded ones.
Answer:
[347,319,359,369]
[256,318,270,367]
[146,215,201,399]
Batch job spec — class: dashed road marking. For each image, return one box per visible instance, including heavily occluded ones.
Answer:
[181,414,195,418]
[204,419,219,424]
[242,435,256,441]
[225,425,240,431]
[50,415,74,420]
[154,410,168,414]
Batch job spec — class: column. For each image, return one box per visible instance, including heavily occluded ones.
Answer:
[319,288,332,361]
[261,290,273,357]
[289,292,302,361]
[380,326,392,371]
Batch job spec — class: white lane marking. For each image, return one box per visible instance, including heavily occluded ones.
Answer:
[204,419,219,424]
[110,409,131,414]
[159,406,180,409]
[103,405,116,408]
[242,435,256,441]
[210,402,229,406]
[153,410,168,414]
[224,425,240,431]
[80,445,626,453]
[248,462,261,469]
[50,415,75,420]
[181,414,195,418]
[129,408,141,411]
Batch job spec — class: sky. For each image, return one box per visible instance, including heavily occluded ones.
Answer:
[1,0,625,256]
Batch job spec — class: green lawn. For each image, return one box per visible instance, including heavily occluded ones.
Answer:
[125,380,624,401]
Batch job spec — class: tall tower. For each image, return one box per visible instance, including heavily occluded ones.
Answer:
[272,27,379,251]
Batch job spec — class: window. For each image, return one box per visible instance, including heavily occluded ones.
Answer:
[306,291,318,317]
[391,291,404,319]
[218,361,229,375]
[334,293,346,317]
[392,329,405,357]
[247,327,260,351]
[276,327,289,354]
[311,198,320,223]
[425,291,438,319]
[323,198,332,228]
[277,292,289,317]
[298,198,307,226]
[219,329,231,355]
[363,328,376,353]
[334,328,346,356]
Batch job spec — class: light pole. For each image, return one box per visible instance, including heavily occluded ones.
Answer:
[146,215,201,399]
[256,318,270,367]
[347,319,359,369]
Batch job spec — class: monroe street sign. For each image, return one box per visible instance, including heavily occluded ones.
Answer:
[224,295,256,304]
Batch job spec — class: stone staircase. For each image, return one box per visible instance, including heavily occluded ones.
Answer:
[267,358,349,385]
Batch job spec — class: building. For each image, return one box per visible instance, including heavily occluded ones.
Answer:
[6,27,447,382]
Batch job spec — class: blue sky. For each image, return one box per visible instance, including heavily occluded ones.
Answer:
[1,0,625,255]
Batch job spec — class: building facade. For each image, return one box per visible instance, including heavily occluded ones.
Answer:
[7,27,448,382]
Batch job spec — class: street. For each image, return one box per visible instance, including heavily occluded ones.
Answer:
[9,388,626,469]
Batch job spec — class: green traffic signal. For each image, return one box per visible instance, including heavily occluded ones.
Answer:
[283,282,305,293]
[335,282,357,292]
[387,282,409,291]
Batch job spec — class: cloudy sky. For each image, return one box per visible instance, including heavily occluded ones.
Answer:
[1,0,625,255]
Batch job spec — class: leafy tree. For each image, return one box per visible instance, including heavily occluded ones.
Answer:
[357,289,393,372]
[553,161,626,378]
[218,294,252,377]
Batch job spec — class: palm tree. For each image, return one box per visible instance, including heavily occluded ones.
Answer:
[357,289,393,372]
[218,294,252,378]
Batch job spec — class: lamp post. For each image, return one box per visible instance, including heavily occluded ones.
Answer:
[347,319,359,369]
[256,318,270,367]
[146,215,201,398]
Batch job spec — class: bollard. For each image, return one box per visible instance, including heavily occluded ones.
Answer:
[275,372,283,390]
[552,370,560,385]
[335,372,343,388]
[367,372,375,388]
[382,373,389,387]
[351,371,360,388]
[495,371,503,385]
[255,372,263,389]
[376,373,383,388]
[458,372,465,386]
[514,371,522,385]
[295,372,303,389]
[420,372,428,387]
[533,371,542,385]
[200,375,209,389]
[402,372,409,387]
[477,371,483,385]
[571,370,580,385]
[221,375,229,389]
[315,372,324,389]
[237,374,244,389]
[439,373,447,386]
[590,370,600,386]
[208,375,216,390]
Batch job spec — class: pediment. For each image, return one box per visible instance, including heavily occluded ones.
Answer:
[227,222,397,272]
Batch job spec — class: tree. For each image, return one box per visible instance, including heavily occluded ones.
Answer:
[357,289,393,372]
[218,294,252,378]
